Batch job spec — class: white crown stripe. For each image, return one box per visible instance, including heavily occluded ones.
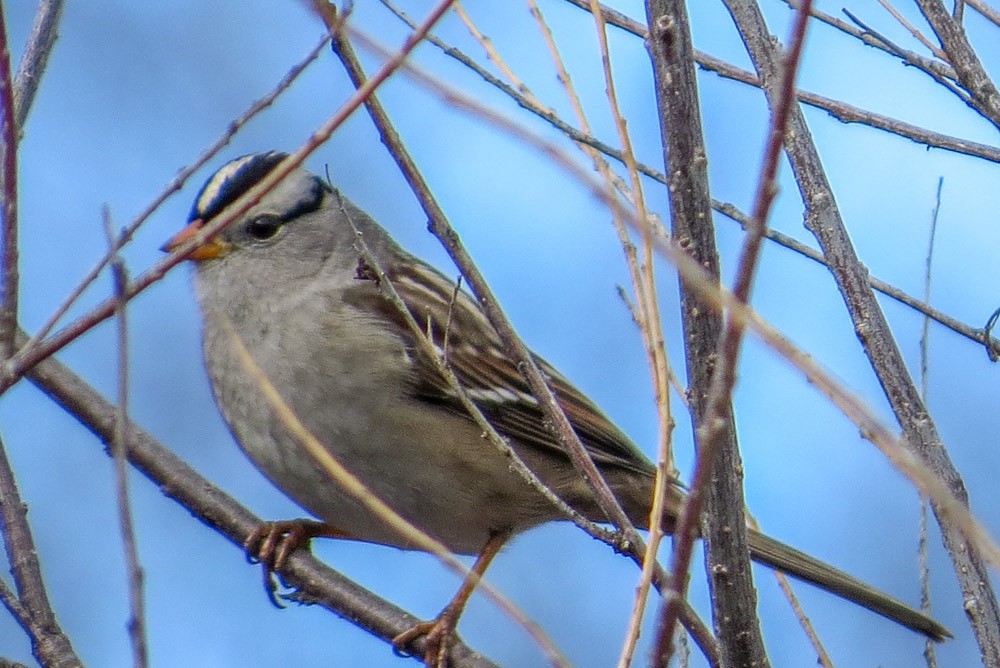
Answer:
[194,154,260,219]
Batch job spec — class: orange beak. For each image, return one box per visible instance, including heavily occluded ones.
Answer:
[160,219,230,261]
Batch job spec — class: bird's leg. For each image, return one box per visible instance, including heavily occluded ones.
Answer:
[244,519,345,607]
[393,531,509,667]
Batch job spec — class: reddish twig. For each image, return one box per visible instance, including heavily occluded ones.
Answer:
[0,3,18,360]
[6,2,453,392]
[18,35,329,357]
[336,11,642,557]
[653,0,813,661]
[332,13,719,666]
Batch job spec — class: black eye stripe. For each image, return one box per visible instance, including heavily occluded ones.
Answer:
[280,175,329,221]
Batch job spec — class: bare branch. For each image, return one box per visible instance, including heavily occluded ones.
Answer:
[875,0,947,59]
[19,34,329,355]
[0,3,19,360]
[915,0,1000,125]
[12,0,64,127]
[715,201,1000,357]
[23,329,501,668]
[5,0,453,392]
[967,0,1000,28]
[725,0,1000,660]
[918,177,945,668]
[566,1,999,164]
[651,0,812,662]
[0,430,81,668]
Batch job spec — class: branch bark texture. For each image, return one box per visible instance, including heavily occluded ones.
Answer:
[644,1,766,665]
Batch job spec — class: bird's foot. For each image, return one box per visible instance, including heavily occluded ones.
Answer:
[392,613,460,668]
[244,519,343,607]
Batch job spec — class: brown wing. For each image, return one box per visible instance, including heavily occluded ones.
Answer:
[344,258,654,476]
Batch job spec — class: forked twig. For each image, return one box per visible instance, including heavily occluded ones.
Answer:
[0,429,81,667]
[875,0,948,60]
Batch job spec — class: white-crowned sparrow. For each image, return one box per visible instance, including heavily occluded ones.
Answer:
[162,151,949,660]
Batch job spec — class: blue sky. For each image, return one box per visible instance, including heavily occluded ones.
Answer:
[2,1,999,666]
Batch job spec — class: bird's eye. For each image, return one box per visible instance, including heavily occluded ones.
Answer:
[246,214,283,240]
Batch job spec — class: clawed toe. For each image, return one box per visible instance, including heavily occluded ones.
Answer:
[243,519,343,607]
[392,616,457,667]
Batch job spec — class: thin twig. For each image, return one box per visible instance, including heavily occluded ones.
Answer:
[12,0,64,128]
[5,1,449,390]
[219,316,569,668]
[0,3,19,361]
[0,429,82,668]
[103,208,148,668]
[16,35,330,360]
[733,0,1000,660]
[22,330,499,668]
[323,2,612,547]
[772,572,833,667]
[967,0,1000,27]
[653,0,813,661]
[714,201,1000,357]
[918,177,944,668]
[452,2,530,96]
[914,0,1000,126]
[875,0,948,59]
[779,0,959,80]
[920,178,943,403]
[742,512,832,666]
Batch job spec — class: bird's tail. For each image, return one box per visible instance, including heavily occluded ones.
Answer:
[747,529,951,641]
